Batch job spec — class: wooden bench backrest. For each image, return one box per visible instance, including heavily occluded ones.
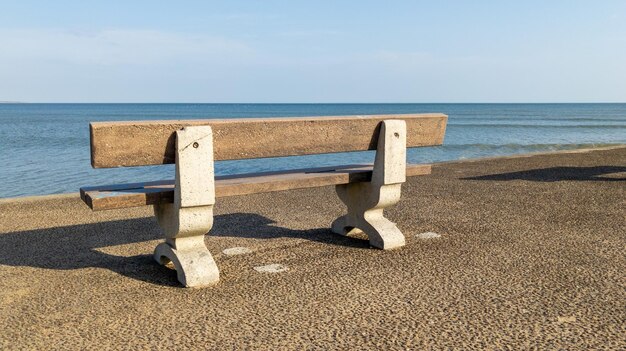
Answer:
[90,113,447,168]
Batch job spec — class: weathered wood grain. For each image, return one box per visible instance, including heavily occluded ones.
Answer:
[90,114,447,168]
[80,164,431,211]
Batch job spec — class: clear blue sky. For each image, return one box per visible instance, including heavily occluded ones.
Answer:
[1,0,624,102]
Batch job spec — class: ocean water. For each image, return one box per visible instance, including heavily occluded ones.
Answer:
[0,103,624,198]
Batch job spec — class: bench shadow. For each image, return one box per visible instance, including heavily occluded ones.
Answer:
[462,166,626,182]
[210,213,369,246]
[0,213,367,287]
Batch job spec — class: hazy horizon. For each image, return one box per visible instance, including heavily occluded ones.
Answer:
[2,102,626,104]
[3,102,626,105]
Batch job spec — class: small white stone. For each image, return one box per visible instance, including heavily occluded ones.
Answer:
[557,316,576,323]
[222,247,252,256]
[253,264,288,273]
[415,232,441,239]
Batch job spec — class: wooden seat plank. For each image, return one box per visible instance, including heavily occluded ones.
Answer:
[90,114,447,168]
[81,164,431,211]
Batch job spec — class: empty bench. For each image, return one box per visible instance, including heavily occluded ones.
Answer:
[80,114,447,287]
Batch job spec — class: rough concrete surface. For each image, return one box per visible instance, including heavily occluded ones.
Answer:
[1,147,625,350]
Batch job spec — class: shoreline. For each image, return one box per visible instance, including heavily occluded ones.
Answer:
[1,143,624,204]
[435,143,626,164]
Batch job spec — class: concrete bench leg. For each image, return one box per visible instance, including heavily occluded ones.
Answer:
[332,120,407,250]
[154,204,218,287]
[153,126,219,287]
[332,182,405,249]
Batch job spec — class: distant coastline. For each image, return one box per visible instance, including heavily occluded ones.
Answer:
[0,101,26,103]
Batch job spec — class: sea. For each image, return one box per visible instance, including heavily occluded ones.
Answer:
[0,103,624,198]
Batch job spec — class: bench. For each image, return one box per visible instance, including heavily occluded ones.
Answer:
[80,113,448,287]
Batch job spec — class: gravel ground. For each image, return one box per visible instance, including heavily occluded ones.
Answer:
[1,147,625,350]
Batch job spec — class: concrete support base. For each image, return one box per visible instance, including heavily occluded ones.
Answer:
[332,119,408,250]
[332,183,405,250]
[153,126,219,287]
[154,237,219,288]
[153,203,219,287]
